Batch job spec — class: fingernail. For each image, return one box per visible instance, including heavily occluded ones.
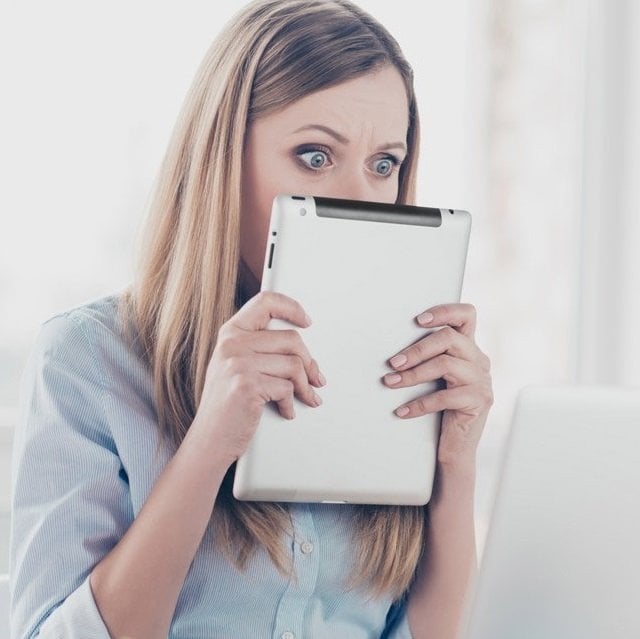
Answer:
[317,371,327,386]
[390,354,407,368]
[312,392,323,406]
[395,406,410,417]
[304,313,313,325]
[417,312,434,325]
[386,373,401,385]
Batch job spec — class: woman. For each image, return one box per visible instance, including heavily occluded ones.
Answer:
[10,0,493,637]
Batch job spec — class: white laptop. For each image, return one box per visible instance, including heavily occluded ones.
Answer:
[460,384,640,639]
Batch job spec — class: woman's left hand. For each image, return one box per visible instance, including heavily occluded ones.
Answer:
[383,303,493,468]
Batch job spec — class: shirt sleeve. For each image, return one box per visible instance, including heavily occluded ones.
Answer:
[9,313,133,638]
[381,594,414,639]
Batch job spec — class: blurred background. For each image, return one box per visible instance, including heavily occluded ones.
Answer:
[0,0,638,576]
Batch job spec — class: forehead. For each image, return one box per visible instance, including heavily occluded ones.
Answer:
[256,65,409,139]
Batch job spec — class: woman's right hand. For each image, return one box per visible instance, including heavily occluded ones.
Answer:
[191,290,325,463]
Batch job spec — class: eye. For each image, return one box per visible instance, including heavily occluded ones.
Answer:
[296,145,332,171]
[373,156,400,177]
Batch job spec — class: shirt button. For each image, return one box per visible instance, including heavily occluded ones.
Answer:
[300,541,314,554]
[281,632,295,639]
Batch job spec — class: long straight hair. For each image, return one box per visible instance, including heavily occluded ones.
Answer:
[118,0,425,601]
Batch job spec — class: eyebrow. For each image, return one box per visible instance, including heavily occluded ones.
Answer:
[292,124,407,154]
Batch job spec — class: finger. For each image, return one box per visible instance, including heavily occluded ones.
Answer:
[383,353,480,389]
[219,324,324,388]
[393,383,491,419]
[388,326,483,371]
[259,373,297,420]
[231,290,312,332]
[253,353,323,408]
[249,328,325,387]
[416,303,477,338]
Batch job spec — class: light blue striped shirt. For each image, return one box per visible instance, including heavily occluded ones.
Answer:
[10,293,414,638]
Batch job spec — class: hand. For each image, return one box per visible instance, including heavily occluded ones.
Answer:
[382,303,493,467]
[192,290,325,463]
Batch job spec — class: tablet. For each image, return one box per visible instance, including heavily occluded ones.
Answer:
[233,194,472,505]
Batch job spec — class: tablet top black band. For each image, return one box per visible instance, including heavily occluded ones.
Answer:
[312,196,443,227]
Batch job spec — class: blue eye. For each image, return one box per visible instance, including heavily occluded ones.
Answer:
[296,146,331,170]
[375,157,395,176]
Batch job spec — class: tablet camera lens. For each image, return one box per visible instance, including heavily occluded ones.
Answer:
[300,208,307,216]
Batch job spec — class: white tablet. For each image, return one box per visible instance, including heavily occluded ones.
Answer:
[233,194,472,505]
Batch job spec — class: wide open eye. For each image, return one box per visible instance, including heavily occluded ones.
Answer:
[296,146,332,170]
[373,156,400,177]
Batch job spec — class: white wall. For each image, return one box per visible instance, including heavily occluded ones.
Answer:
[577,0,640,384]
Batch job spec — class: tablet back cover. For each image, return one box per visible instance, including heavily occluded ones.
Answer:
[234,194,471,505]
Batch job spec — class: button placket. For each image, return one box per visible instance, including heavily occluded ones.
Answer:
[272,503,320,639]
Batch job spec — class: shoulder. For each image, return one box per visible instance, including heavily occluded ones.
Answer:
[19,290,158,450]
[33,290,145,378]
[39,291,126,347]
[32,293,111,360]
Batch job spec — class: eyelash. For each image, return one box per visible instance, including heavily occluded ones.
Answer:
[295,144,402,178]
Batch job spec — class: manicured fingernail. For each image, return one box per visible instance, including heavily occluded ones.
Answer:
[396,406,410,416]
[317,371,327,386]
[417,312,434,325]
[386,373,401,385]
[312,392,323,406]
[390,354,407,368]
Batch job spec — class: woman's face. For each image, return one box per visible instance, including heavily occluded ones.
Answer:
[240,64,410,284]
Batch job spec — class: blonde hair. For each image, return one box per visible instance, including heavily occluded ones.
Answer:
[118,0,425,601]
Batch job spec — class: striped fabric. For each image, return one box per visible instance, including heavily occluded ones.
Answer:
[9,294,414,638]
